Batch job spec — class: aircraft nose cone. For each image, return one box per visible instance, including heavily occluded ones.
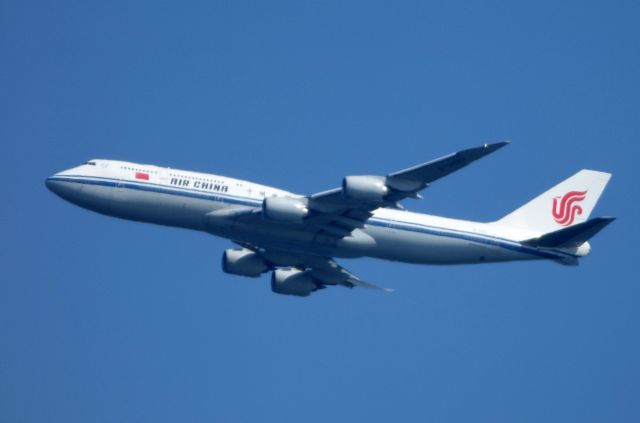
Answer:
[45,176,58,193]
[45,174,77,199]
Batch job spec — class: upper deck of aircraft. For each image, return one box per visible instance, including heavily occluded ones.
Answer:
[64,159,295,201]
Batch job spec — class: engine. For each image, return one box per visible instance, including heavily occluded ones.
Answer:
[262,196,309,221]
[222,248,269,277]
[342,175,388,201]
[271,268,318,297]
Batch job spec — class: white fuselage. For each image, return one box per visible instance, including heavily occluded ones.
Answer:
[46,159,586,265]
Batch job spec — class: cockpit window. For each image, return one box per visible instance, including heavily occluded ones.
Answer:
[84,161,96,166]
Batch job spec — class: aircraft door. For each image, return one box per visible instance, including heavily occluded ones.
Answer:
[157,167,169,185]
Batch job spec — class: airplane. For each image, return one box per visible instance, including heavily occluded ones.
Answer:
[45,142,614,297]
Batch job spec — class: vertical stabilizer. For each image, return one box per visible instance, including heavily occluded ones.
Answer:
[496,170,611,233]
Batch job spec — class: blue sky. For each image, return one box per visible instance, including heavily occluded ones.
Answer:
[2,1,639,421]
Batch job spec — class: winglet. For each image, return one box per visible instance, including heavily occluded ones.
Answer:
[483,140,511,150]
[463,140,510,159]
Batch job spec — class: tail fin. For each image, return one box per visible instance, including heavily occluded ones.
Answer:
[496,169,612,233]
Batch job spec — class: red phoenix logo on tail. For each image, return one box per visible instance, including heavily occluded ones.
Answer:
[552,190,587,226]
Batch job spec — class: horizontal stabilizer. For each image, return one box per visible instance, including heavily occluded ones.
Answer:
[522,217,615,248]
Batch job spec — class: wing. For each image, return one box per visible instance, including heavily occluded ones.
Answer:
[210,142,509,239]
[238,242,392,296]
[306,142,510,235]
[212,143,508,296]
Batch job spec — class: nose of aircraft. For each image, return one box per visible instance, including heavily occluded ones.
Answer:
[45,173,66,196]
[45,175,56,192]
[45,168,79,199]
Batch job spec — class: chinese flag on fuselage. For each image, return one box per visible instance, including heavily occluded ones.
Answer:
[135,172,149,180]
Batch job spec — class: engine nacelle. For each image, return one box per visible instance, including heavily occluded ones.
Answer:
[342,175,388,201]
[262,196,309,221]
[222,248,269,277]
[271,268,318,297]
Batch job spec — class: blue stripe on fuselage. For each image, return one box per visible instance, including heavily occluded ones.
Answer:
[48,174,261,206]
[46,175,573,260]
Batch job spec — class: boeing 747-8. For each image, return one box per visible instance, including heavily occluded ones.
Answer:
[46,143,614,296]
